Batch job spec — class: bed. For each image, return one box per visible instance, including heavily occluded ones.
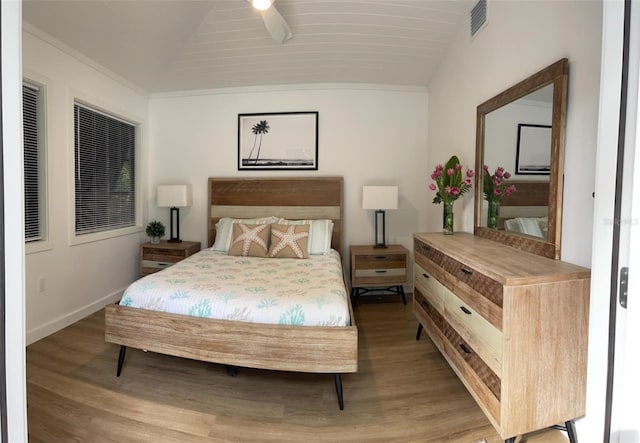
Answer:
[104,177,357,409]
[496,180,549,238]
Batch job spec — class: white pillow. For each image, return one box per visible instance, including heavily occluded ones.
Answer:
[504,217,544,238]
[276,218,334,255]
[212,216,278,252]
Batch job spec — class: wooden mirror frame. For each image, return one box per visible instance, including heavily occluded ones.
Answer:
[474,58,568,259]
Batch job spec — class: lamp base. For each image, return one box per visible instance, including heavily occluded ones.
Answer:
[373,210,388,248]
[168,207,182,243]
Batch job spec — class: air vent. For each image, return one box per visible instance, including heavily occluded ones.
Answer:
[470,0,487,37]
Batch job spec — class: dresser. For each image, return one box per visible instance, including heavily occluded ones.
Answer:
[140,240,201,276]
[413,232,590,441]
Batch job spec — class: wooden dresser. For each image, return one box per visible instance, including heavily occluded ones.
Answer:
[413,232,590,441]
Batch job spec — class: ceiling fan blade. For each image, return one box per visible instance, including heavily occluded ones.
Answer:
[261,5,293,44]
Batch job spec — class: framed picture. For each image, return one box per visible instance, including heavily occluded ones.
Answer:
[515,123,552,175]
[238,112,318,170]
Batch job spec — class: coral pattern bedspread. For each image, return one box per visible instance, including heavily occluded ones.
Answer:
[120,249,350,327]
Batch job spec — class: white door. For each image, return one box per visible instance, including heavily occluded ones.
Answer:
[610,1,640,441]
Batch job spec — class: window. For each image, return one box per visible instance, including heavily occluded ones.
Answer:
[23,82,45,243]
[74,103,136,235]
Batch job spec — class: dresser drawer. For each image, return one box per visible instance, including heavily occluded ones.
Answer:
[444,288,502,376]
[414,237,445,266]
[414,263,445,313]
[442,321,501,425]
[440,256,503,330]
[413,288,445,349]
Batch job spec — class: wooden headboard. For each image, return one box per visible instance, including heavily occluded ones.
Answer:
[208,177,344,256]
[497,180,549,228]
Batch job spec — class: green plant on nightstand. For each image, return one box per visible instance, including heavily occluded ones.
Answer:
[145,220,165,244]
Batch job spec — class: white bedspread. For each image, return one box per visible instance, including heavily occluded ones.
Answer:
[120,249,350,327]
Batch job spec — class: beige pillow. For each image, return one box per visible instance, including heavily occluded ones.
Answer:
[268,224,310,259]
[227,223,271,257]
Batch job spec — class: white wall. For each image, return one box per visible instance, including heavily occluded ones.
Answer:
[22,28,150,344]
[427,0,604,439]
[427,0,602,265]
[148,85,429,260]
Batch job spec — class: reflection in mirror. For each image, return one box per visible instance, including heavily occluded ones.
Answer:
[481,84,552,234]
[474,59,568,259]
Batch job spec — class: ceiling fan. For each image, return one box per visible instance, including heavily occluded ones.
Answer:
[249,0,293,44]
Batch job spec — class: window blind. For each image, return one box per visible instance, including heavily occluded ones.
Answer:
[23,83,41,242]
[74,103,136,235]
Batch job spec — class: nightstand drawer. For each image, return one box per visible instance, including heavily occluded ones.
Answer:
[354,254,406,270]
[141,260,175,270]
[140,240,201,276]
[354,268,405,278]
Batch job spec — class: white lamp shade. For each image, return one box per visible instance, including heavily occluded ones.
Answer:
[157,184,192,208]
[362,186,398,210]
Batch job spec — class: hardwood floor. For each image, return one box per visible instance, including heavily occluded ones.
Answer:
[26,295,569,442]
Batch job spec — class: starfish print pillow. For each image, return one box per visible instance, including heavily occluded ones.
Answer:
[268,224,310,259]
[228,223,271,257]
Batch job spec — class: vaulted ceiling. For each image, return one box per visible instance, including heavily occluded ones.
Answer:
[23,0,468,94]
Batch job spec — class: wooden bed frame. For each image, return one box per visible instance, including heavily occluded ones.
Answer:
[496,180,549,229]
[105,177,357,409]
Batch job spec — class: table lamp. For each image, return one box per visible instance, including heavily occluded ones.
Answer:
[157,184,192,243]
[362,185,398,248]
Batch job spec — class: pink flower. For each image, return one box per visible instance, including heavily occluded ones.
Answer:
[447,168,454,176]
[451,187,461,195]
[466,169,474,178]
[494,178,502,187]
[483,165,489,172]
[464,178,472,186]
[503,172,511,179]
[494,188,502,196]
[429,183,437,191]
[435,164,443,172]
[444,186,452,195]
[495,167,504,178]
[505,185,516,196]
[455,163,462,171]
[431,172,439,180]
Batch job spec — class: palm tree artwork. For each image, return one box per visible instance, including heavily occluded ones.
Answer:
[246,120,270,164]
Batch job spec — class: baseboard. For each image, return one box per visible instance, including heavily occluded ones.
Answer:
[26,288,124,345]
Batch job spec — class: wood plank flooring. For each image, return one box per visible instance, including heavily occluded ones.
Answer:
[26,295,568,442]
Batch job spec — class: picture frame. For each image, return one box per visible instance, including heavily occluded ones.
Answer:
[238,112,318,170]
[515,123,552,175]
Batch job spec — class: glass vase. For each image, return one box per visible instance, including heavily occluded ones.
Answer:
[487,200,500,229]
[442,201,454,235]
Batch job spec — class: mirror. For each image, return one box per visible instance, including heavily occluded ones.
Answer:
[474,59,568,259]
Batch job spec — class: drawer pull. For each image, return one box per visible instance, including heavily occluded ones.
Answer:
[375,270,387,274]
[460,306,472,315]
[422,273,430,279]
[375,256,386,259]
[461,268,473,275]
[459,343,472,355]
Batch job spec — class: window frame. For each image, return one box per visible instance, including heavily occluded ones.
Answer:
[23,78,51,255]
[69,95,143,246]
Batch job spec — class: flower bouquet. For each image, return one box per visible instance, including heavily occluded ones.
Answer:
[429,155,474,234]
[482,165,516,229]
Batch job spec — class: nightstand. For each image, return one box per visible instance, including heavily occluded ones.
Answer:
[140,240,201,276]
[350,244,409,305]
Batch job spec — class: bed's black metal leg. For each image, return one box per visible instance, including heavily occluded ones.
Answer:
[416,323,423,340]
[334,373,344,410]
[504,438,516,443]
[116,345,127,377]
[226,365,238,377]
